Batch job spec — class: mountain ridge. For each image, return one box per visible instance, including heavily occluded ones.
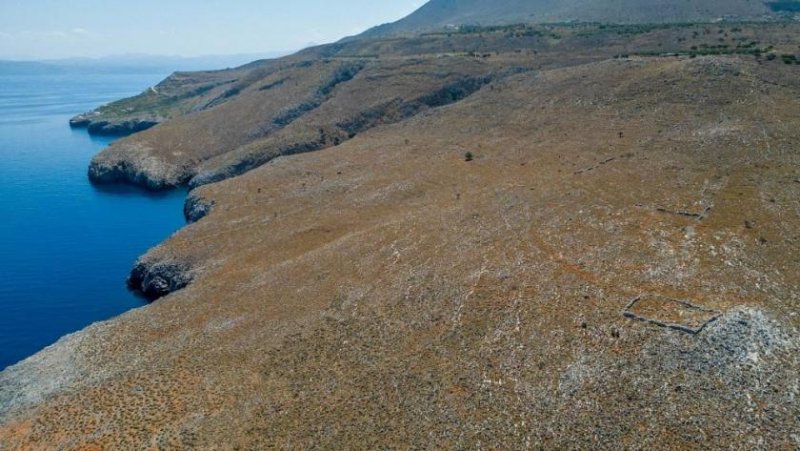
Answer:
[355,0,796,39]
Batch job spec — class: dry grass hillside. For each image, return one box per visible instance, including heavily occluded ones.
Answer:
[1,24,800,447]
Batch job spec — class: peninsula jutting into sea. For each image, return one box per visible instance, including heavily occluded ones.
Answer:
[2,0,800,448]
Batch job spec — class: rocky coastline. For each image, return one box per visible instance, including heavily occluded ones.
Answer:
[121,191,214,301]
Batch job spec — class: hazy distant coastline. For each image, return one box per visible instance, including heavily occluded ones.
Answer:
[0,52,292,75]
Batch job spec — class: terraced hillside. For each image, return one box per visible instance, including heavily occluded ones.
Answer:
[2,19,800,451]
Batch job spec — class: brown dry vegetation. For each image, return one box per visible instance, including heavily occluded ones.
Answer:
[2,22,800,449]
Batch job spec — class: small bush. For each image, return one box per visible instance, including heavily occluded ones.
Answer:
[464,151,474,162]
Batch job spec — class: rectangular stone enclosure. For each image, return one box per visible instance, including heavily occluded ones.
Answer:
[624,296,721,335]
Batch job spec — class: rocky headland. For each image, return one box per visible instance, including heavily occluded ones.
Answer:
[69,114,160,136]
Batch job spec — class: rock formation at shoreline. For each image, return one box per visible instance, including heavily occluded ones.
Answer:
[183,191,214,223]
[69,114,160,136]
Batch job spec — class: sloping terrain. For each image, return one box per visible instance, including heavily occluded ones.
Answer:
[2,24,800,447]
[358,0,793,39]
[86,22,800,190]
[83,30,604,190]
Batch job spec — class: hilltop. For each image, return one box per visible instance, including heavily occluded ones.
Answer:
[2,6,800,450]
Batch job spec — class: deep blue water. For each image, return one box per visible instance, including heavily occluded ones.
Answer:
[0,73,188,370]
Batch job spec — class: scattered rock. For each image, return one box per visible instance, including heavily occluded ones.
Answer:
[645,307,798,382]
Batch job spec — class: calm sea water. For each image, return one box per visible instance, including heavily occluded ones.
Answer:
[0,73,187,370]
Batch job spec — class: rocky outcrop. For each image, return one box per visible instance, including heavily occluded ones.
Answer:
[68,114,93,128]
[184,192,215,223]
[127,258,193,301]
[88,145,190,190]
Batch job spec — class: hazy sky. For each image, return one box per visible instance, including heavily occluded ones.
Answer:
[0,0,424,60]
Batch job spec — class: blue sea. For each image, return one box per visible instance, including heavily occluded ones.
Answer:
[0,73,187,370]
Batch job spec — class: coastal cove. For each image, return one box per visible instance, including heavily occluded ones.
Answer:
[0,72,187,370]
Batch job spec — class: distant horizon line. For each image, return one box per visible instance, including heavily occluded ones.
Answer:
[1,50,298,63]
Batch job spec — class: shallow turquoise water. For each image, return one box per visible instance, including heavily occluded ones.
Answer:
[0,73,187,370]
